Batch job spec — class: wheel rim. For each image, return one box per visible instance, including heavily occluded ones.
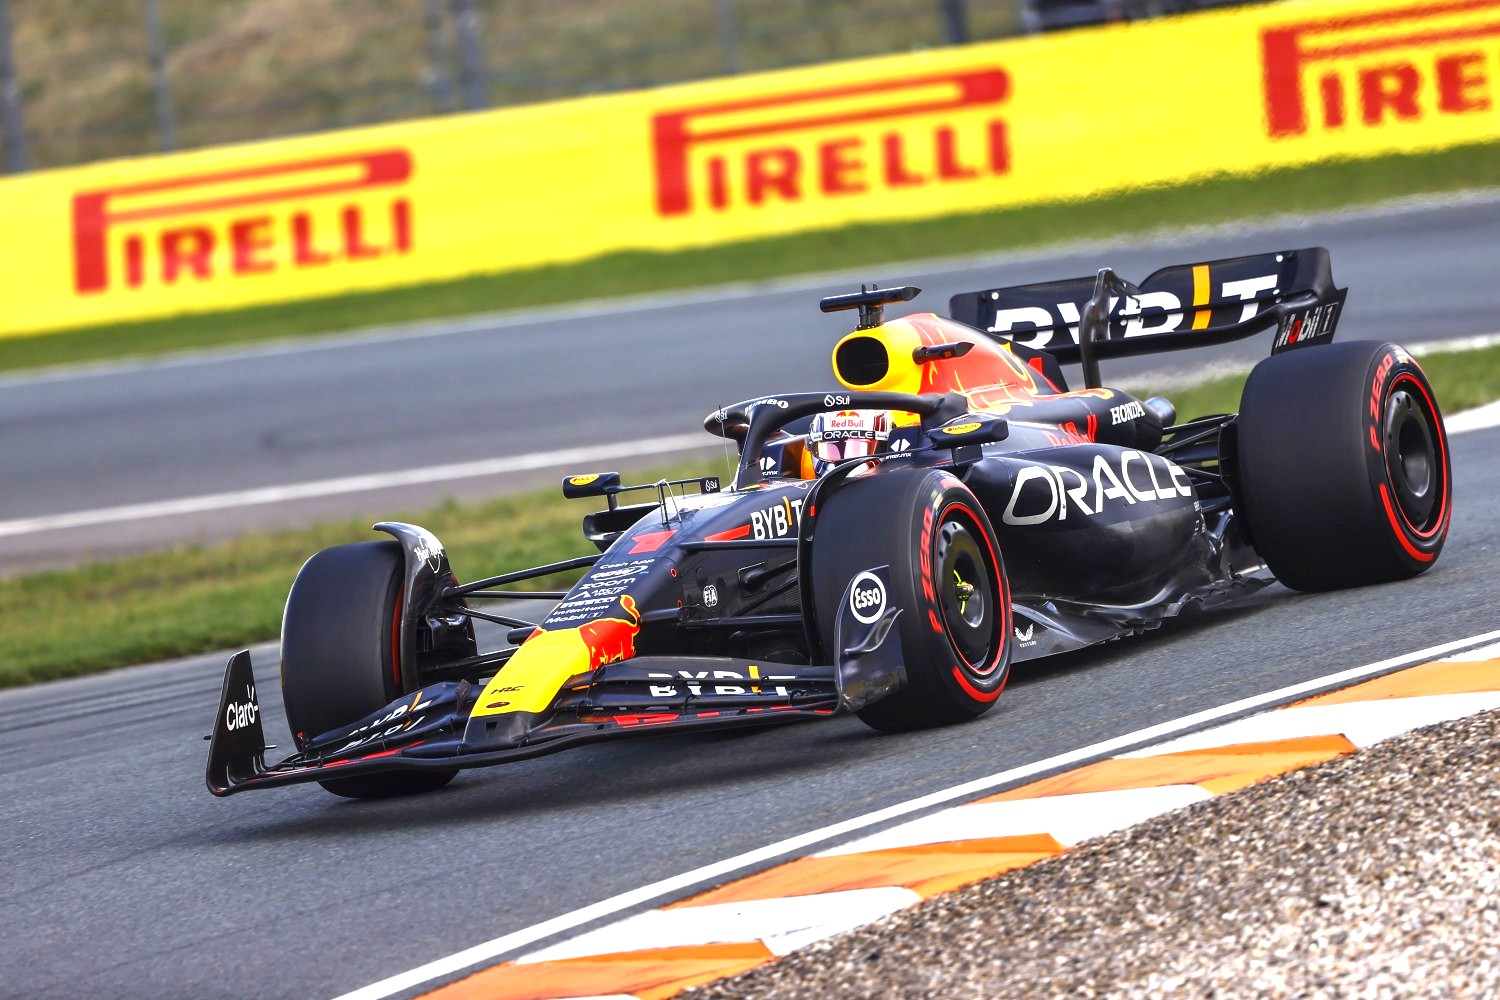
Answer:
[1383,386,1438,530]
[934,515,995,669]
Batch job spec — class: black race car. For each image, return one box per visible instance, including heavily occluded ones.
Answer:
[207,247,1451,798]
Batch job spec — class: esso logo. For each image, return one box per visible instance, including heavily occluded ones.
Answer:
[849,571,887,624]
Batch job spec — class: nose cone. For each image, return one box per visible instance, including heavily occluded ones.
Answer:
[461,707,547,750]
[461,596,642,750]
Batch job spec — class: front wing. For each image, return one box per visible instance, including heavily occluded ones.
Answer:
[206,569,904,796]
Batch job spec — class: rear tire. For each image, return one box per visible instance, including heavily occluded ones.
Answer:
[1235,341,1451,592]
[811,468,1012,732]
[281,541,457,798]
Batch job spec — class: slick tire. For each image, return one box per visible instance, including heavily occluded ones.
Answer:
[1235,341,1451,592]
[281,541,457,799]
[811,468,1012,732]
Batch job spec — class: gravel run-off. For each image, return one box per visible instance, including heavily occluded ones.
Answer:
[687,708,1500,999]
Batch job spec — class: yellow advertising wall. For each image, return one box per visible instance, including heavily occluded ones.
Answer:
[2,0,1497,337]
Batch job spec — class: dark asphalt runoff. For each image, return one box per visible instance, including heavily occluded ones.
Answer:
[1,422,1497,1000]
[2,192,1497,572]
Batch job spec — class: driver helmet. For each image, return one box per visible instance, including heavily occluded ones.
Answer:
[808,408,892,475]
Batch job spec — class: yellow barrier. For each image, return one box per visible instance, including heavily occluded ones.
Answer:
[2,0,1496,337]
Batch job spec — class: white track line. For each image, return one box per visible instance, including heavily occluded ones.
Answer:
[1445,399,1500,435]
[518,887,923,964]
[0,433,713,539]
[1410,331,1500,355]
[331,628,1500,1000]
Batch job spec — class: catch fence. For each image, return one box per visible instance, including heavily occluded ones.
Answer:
[0,0,1039,172]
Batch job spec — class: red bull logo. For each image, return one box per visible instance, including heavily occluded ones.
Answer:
[472,596,641,716]
[1261,0,1500,138]
[72,149,413,295]
[825,411,865,430]
[651,68,1011,218]
[576,595,642,667]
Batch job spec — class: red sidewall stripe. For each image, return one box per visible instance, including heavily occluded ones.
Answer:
[941,501,1009,687]
[952,663,1007,703]
[1380,370,1450,550]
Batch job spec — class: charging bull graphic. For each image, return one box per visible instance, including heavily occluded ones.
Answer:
[471,596,641,717]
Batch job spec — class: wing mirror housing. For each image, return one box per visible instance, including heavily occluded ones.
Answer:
[929,414,1009,450]
[562,472,622,499]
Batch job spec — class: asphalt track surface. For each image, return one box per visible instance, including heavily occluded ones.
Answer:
[2,192,1498,571]
[0,422,1495,1000]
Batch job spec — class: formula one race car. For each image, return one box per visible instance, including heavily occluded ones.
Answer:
[207,246,1451,798]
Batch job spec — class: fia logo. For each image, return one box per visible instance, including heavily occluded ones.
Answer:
[703,584,719,608]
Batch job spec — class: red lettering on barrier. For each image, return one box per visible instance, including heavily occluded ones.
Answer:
[124,235,145,288]
[161,227,213,284]
[652,68,1011,218]
[230,217,274,275]
[1261,0,1500,138]
[291,213,333,267]
[1361,63,1422,123]
[883,132,926,187]
[820,138,867,194]
[746,148,801,204]
[392,198,412,252]
[1320,73,1348,127]
[72,149,413,295]
[1437,52,1492,110]
[935,125,977,179]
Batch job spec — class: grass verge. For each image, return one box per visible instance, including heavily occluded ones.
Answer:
[5,343,1498,689]
[0,460,711,688]
[3,140,1499,375]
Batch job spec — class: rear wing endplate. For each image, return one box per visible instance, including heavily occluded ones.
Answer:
[949,247,1347,387]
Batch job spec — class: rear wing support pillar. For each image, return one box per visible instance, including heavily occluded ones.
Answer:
[1079,268,1135,390]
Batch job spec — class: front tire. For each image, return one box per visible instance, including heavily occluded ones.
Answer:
[1235,341,1451,592]
[811,468,1012,732]
[281,541,457,798]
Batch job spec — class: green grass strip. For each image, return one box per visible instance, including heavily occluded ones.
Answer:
[5,343,1498,689]
[3,140,1498,374]
[0,462,708,687]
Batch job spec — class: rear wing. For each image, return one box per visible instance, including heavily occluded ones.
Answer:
[949,248,1347,388]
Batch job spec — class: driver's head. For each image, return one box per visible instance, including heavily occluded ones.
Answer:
[808,409,892,475]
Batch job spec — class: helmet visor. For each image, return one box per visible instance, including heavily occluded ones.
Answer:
[813,437,877,464]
